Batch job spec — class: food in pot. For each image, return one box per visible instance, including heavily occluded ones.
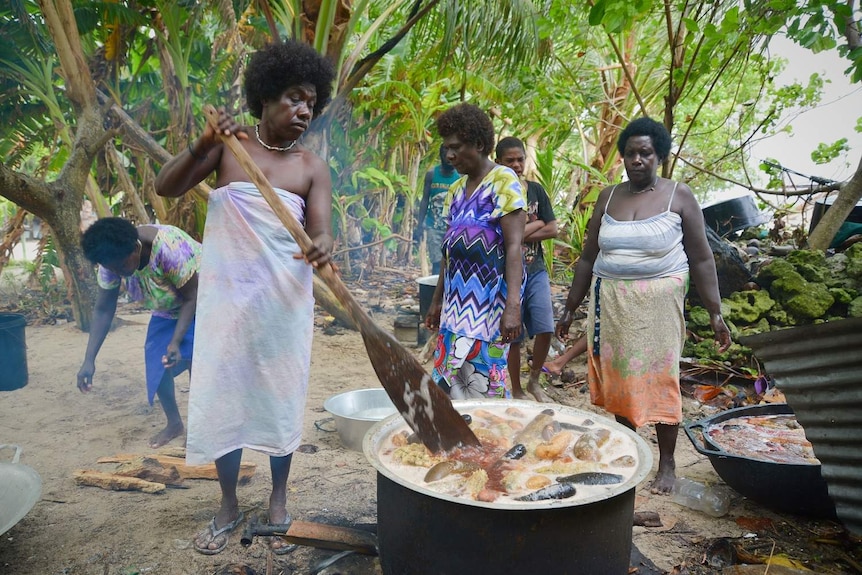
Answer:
[377,405,641,505]
[705,414,819,465]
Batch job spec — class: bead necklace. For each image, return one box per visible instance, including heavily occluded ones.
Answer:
[255,124,296,152]
[628,176,658,195]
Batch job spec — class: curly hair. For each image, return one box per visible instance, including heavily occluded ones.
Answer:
[436,103,495,156]
[617,117,672,162]
[244,40,336,119]
[81,217,138,265]
[495,136,525,159]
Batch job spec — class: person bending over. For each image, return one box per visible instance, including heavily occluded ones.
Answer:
[77,217,199,450]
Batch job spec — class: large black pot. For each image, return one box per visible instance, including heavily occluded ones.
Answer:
[365,399,653,575]
[701,194,770,237]
[808,195,862,233]
[684,403,836,518]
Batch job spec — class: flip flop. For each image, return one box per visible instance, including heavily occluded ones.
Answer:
[267,514,295,556]
[193,511,245,555]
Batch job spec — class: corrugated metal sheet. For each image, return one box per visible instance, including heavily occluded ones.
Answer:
[741,317,862,536]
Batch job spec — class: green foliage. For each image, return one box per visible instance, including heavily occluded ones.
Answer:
[587,0,654,33]
[811,137,849,164]
[748,0,862,83]
[2,0,860,287]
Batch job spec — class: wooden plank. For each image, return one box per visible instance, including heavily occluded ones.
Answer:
[73,470,165,494]
[96,454,256,481]
[244,520,378,555]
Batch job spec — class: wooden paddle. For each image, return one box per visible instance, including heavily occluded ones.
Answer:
[203,105,480,452]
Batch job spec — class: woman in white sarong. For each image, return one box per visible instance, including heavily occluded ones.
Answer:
[155,40,335,556]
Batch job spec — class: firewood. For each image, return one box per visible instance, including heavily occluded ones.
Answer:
[633,511,663,527]
[157,445,187,458]
[96,453,256,482]
[114,456,183,486]
[73,469,165,494]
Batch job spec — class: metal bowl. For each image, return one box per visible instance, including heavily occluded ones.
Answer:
[0,445,42,536]
[324,388,400,451]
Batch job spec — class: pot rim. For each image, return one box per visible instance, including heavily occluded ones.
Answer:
[364,399,653,510]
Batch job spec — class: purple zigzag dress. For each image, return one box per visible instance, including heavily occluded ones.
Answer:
[431,166,526,399]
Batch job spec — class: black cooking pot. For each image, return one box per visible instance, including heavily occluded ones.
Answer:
[365,399,654,575]
[701,194,770,237]
[809,195,862,233]
[684,404,836,518]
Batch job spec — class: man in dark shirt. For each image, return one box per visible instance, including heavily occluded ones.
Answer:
[496,137,558,402]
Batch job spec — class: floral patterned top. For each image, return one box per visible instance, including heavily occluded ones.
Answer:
[98,225,201,319]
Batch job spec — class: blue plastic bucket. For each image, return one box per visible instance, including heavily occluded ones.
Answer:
[0,313,28,391]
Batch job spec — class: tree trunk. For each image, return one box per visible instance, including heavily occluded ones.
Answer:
[0,161,98,330]
[47,184,98,330]
[807,155,862,251]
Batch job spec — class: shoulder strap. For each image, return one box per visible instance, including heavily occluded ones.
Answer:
[667,181,679,211]
[605,184,619,213]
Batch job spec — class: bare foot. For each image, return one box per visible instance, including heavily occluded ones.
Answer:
[149,422,184,449]
[649,466,676,494]
[511,390,530,400]
[528,382,553,403]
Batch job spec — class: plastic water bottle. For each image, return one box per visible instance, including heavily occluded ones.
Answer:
[671,477,730,518]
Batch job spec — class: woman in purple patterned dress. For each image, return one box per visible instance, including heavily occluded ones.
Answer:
[424,103,526,399]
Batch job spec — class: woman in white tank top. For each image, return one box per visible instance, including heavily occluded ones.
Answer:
[556,117,731,495]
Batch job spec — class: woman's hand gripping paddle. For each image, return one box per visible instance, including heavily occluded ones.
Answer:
[203,105,480,452]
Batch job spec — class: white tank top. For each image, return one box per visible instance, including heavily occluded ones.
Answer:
[592,182,689,280]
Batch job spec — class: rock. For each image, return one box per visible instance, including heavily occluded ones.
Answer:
[829,287,855,305]
[724,290,775,324]
[786,249,827,268]
[846,243,862,279]
[784,284,835,319]
[755,259,796,290]
[689,227,754,307]
[688,306,712,328]
[766,305,796,326]
[771,269,808,299]
[826,252,848,274]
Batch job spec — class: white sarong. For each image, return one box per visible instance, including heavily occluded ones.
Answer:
[185,182,314,465]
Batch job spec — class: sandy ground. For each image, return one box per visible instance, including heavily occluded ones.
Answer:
[0,274,857,575]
